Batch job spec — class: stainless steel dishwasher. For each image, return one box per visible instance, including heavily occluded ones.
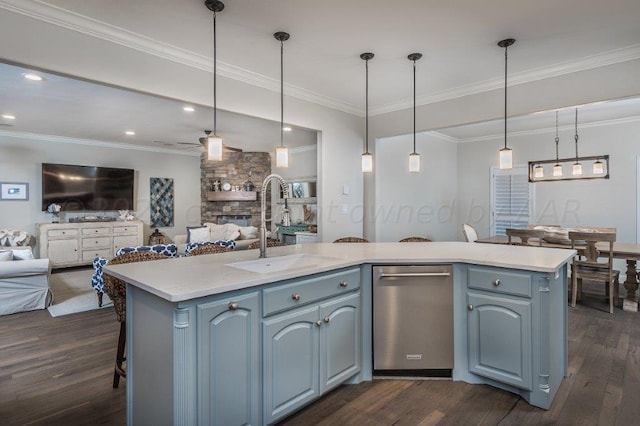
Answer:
[373,265,454,376]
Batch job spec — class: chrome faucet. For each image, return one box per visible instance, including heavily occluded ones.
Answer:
[260,174,289,258]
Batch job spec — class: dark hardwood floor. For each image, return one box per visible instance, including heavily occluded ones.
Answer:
[1,292,638,425]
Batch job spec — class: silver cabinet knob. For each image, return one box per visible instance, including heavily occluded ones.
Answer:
[228,302,238,311]
[291,293,301,301]
[492,278,501,287]
[467,304,474,311]
[324,317,330,323]
[339,281,348,288]
[315,320,322,327]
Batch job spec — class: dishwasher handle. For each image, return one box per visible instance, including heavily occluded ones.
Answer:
[379,272,451,279]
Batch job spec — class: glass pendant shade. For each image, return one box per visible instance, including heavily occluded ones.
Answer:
[499,147,513,169]
[276,146,289,168]
[593,159,604,174]
[409,152,421,173]
[572,162,583,175]
[553,163,563,177]
[533,164,544,178]
[207,135,223,161]
[361,152,373,172]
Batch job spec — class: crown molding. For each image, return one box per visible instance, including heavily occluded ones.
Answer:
[0,128,201,156]
[2,0,639,117]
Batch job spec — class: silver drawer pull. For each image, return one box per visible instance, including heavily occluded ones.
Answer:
[291,293,301,301]
[324,317,330,323]
[228,302,238,311]
[339,281,348,288]
[467,304,474,311]
[379,272,451,278]
[315,320,322,327]
[493,278,501,287]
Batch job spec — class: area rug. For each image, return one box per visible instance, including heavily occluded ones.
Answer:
[47,268,113,317]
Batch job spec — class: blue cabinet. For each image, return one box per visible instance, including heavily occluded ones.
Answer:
[263,291,361,424]
[197,291,261,426]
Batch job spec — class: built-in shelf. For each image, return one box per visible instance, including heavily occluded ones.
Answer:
[206,191,258,202]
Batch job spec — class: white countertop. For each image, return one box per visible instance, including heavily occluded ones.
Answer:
[103,242,575,303]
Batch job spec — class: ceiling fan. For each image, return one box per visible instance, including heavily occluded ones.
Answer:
[154,130,242,152]
[198,130,243,152]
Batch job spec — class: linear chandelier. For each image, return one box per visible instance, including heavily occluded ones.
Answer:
[529,108,609,182]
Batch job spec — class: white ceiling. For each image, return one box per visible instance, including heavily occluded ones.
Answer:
[1,0,640,149]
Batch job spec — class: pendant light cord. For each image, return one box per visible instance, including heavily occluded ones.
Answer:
[503,45,508,150]
[365,58,369,153]
[280,38,284,148]
[574,108,579,160]
[555,111,559,161]
[412,58,416,154]
[213,11,217,136]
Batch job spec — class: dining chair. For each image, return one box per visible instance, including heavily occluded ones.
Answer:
[462,224,478,242]
[188,244,232,256]
[102,251,167,388]
[398,237,432,242]
[247,238,285,250]
[569,230,620,314]
[506,228,545,246]
[333,237,369,243]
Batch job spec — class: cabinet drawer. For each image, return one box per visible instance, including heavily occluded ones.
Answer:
[82,237,110,249]
[82,227,110,236]
[83,249,111,261]
[468,267,531,298]
[113,225,138,235]
[47,229,78,238]
[263,268,360,316]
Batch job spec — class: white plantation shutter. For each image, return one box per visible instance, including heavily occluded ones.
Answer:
[491,166,534,236]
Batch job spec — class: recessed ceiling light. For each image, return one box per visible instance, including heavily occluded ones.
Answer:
[1,114,16,120]
[283,126,292,132]
[125,130,135,136]
[23,73,43,81]
[183,106,195,112]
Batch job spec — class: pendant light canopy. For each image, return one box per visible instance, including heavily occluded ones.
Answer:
[408,53,422,173]
[204,0,224,161]
[498,38,515,169]
[360,52,374,173]
[572,108,583,176]
[274,31,290,168]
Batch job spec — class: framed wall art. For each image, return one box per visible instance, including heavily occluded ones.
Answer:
[0,182,29,201]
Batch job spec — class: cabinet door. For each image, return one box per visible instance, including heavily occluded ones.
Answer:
[319,292,360,393]
[197,292,260,426]
[47,239,80,264]
[113,235,139,254]
[467,292,532,390]
[263,305,319,424]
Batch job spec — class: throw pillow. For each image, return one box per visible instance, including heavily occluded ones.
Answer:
[207,223,228,242]
[0,250,12,261]
[239,226,258,240]
[11,247,34,260]
[187,226,210,244]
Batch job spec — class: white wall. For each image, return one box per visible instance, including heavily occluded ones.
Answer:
[457,118,640,243]
[374,132,458,241]
[0,135,201,244]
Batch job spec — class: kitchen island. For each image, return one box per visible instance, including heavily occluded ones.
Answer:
[104,242,575,425]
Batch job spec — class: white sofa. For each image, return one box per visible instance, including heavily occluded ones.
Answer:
[174,222,266,254]
[0,249,52,315]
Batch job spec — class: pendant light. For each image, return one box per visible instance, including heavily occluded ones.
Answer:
[572,108,583,176]
[552,111,563,177]
[593,158,604,174]
[274,31,290,168]
[408,53,422,173]
[205,0,224,161]
[498,38,515,169]
[360,52,374,173]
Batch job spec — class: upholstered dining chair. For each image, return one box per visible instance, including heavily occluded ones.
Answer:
[462,224,478,242]
[188,244,232,256]
[569,230,620,314]
[506,228,545,246]
[247,238,285,250]
[102,251,167,388]
[333,237,369,243]
[399,237,432,242]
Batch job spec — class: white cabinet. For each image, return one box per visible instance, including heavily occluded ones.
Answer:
[295,232,318,244]
[38,221,143,267]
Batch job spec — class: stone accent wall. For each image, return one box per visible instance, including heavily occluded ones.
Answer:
[200,151,271,227]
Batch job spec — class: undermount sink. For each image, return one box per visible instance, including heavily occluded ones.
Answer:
[227,253,336,274]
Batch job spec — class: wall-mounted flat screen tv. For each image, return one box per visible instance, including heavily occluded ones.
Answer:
[42,163,135,211]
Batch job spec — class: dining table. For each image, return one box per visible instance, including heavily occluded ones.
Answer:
[476,235,640,312]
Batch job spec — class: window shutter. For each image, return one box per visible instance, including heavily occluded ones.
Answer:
[491,166,533,236]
